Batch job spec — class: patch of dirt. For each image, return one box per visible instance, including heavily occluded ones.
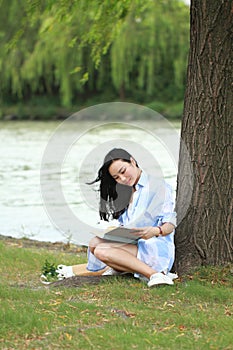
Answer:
[0,234,87,254]
[50,274,133,288]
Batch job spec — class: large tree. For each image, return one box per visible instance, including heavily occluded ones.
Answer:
[175,0,233,273]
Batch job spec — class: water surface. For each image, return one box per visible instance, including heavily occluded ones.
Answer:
[0,119,180,245]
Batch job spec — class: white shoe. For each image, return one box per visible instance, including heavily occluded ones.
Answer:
[56,265,75,280]
[167,272,178,280]
[102,267,127,276]
[148,272,174,287]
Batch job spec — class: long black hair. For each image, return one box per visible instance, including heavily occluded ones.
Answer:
[89,148,139,221]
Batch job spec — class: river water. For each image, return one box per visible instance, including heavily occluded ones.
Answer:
[0,116,181,246]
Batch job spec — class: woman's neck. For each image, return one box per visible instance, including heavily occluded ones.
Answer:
[134,168,142,187]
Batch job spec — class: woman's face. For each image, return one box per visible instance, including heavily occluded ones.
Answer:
[108,158,141,186]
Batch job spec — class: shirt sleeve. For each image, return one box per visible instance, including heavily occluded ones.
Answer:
[144,181,177,227]
[160,183,177,226]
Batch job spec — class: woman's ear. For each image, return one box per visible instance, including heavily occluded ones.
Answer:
[130,157,136,166]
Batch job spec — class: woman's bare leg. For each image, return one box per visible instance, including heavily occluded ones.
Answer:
[72,264,108,276]
[58,237,157,279]
[89,236,106,254]
[66,237,109,276]
[93,241,157,279]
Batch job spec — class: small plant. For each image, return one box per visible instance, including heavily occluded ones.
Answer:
[40,259,58,283]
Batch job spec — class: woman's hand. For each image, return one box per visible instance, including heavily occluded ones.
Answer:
[131,226,158,240]
[131,222,175,239]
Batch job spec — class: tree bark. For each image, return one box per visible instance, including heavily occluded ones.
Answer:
[175,0,233,274]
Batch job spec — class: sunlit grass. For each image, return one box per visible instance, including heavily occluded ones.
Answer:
[0,240,232,349]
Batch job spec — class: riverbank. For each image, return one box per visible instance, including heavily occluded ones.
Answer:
[0,99,184,121]
[0,234,87,254]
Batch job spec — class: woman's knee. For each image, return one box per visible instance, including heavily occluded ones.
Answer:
[88,236,104,254]
[94,244,111,262]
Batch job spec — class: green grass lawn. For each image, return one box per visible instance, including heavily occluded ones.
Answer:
[0,239,232,350]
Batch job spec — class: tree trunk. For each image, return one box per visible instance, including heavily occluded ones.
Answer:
[175,0,233,274]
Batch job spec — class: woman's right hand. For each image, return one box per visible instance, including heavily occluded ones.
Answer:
[130,226,158,240]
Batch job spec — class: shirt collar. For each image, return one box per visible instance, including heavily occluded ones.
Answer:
[135,170,148,190]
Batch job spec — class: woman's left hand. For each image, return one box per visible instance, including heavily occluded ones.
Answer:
[131,226,156,240]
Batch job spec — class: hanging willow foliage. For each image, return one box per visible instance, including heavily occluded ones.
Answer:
[111,0,189,100]
[0,0,189,107]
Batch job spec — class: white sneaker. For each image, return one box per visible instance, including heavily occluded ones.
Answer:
[102,267,128,276]
[56,265,75,280]
[148,272,174,287]
[167,272,178,280]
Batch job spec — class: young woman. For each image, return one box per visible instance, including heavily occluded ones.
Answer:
[57,148,177,287]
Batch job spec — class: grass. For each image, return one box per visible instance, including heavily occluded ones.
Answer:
[0,239,232,350]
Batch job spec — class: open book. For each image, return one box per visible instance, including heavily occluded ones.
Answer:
[91,226,139,244]
[103,227,139,244]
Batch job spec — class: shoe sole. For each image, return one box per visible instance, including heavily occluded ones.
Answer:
[148,278,174,287]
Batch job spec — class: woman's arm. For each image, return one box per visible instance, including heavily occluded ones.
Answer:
[155,222,175,236]
[131,222,175,240]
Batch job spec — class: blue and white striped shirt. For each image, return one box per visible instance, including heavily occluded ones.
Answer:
[87,171,176,273]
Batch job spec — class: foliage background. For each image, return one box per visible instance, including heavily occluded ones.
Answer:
[0,0,190,119]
